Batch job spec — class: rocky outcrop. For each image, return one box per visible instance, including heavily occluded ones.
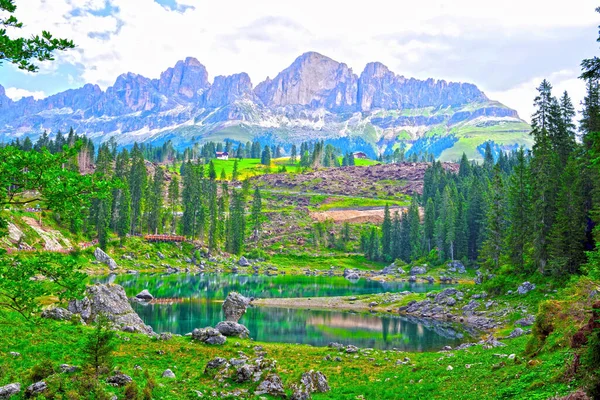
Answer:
[517,282,536,295]
[107,374,133,387]
[94,248,118,270]
[215,321,250,338]
[41,306,74,321]
[223,292,250,322]
[68,284,153,334]
[203,73,255,108]
[25,382,47,397]
[157,57,209,100]
[0,383,20,399]
[291,370,330,399]
[192,327,227,345]
[254,374,286,397]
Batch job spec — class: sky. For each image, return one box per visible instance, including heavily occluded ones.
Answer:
[1,0,599,122]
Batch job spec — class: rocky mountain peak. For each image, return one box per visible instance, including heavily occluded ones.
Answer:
[157,58,209,99]
[254,51,357,111]
[203,72,254,108]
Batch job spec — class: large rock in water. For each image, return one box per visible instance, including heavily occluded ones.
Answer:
[223,292,250,322]
[215,321,250,338]
[68,284,153,334]
[94,248,118,270]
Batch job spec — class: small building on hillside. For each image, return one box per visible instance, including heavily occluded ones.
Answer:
[215,151,229,160]
[353,151,368,159]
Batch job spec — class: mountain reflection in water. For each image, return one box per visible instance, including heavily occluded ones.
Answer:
[99,273,465,351]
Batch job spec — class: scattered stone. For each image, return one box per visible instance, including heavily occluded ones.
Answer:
[515,315,536,327]
[236,364,255,383]
[216,321,250,338]
[157,251,165,260]
[369,302,378,307]
[159,332,173,341]
[25,382,47,397]
[223,292,250,322]
[255,374,286,397]
[68,284,154,334]
[408,276,417,283]
[345,345,358,354]
[328,342,343,350]
[60,364,78,373]
[41,306,74,321]
[345,272,359,280]
[94,247,118,270]
[107,374,133,387]
[334,356,342,362]
[446,365,453,371]
[517,282,536,295]
[409,266,427,275]
[0,383,20,399]
[135,289,154,301]
[192,327,227,345]
[162,369,176,379]
[238,256,251,267]
[204,357,229,374]
[9,352,20,358]
[447,261,466,274]
[507,328,524,339]
[291,370,330,399]
[482,335,506,349]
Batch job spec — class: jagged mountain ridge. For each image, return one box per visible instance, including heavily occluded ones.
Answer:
[0,52,530,160]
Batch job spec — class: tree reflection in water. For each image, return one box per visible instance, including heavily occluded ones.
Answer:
[99,273,464,351]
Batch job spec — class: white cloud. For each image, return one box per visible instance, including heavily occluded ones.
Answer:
[5,87,47,100]
[488,70,587,123]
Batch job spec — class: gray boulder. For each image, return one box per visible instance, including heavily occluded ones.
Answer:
[507,328,524,339]
[135,289,154,301]
[41,306,73,321]
[447,261,466,274]
[192,327,227,345]
[380,264,398,275]
[409,266,427,275]
[235,364,255,383]
[223,292,250,322]
[68,284,154,334]
[215,321,250,338]
[517,282,536,295]
[60,364,79,373]
[238,256,251,267]
[255,374,286,397]
[515,315,535,327]
[299,370,330,393]
[157,251,165,260]
[345,272,359,280]
[94,247,118,270]
[107,374,133,387]
[26,382,47,396]
[0,383,20,399]
[162,369,176,379]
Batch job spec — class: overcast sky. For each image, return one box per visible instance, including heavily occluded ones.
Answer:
[1,0,599,122]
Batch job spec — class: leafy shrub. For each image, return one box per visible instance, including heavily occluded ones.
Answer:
[526,300,561,355]
[29,361,55,382]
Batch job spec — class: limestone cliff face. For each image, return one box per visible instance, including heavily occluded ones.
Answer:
[203,73,255,108]
[254,52,357,111]
[157,57,209,100]
[357,62,488,111]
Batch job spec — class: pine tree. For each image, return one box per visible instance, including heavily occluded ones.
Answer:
[261,146,271,166]
[128,143,147,235]
[505,147,531,272]
[424,198,435,253]
[232,159,239,181]
[116,184,131,245]
[168,176,179,234]
[250,187,263,241]
[481,165,505,269]
[381,204,392,260]
[407,197,422,260]
[290,144,297,165]
[548,155,587,276]
[147,167,164,234]
[458,153,471,177]
[208,160,217,180]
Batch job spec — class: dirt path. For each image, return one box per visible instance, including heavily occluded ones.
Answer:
[310,207,408,223]
[252,296,372,312]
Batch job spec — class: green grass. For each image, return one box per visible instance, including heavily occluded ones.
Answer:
[309,196,410,211]
[0,312,577,399]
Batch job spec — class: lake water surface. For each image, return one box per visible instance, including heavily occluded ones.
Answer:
[102,273,466,351]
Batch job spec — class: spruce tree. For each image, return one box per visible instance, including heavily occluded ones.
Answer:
[381,204,392,260]
[505,147,531,272]
[482,165,505,269]
[251,187,263,240]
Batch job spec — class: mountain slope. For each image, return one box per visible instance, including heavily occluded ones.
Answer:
[0,52,531,160]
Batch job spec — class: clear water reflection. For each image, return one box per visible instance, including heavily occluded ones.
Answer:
[100,273,465,351]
